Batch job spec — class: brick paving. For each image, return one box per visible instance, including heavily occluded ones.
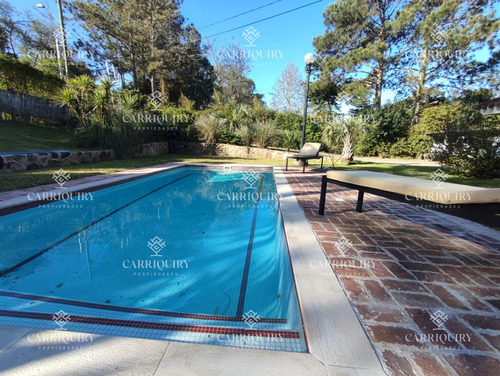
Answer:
[285,168,500,376]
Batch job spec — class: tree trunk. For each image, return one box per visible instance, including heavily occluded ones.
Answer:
[131,52,138,90]
[411,45,429,126]
[374,65,383,110]
[150,70,156,94]
[341,134,354,163]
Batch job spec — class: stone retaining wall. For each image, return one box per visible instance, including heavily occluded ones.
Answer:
[0,150,116,172]
[177,142,295,160]
[135,142,170,157]
[0,142,172,172]
[1,142,299,172]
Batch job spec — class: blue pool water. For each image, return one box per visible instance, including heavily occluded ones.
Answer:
[0,167,306,352]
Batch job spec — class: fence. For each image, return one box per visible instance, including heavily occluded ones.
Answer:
[0,89,70,123]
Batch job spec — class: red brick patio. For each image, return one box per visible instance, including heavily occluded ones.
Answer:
[286,168,500,376]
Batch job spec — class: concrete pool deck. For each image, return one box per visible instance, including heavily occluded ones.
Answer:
[0,163,498,375]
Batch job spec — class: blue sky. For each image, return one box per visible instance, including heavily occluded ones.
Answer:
[181,0,328,104]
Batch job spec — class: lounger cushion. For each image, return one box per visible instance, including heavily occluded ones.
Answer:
[289,153,319,158]
[326,170,500,205]
[299,143,321,156]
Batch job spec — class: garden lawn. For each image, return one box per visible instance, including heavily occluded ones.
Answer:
[0,121,83,152]
[1,154,499,193]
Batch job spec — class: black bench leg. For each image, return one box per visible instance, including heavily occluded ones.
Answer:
[320,156,323,169]
[285,157,289,171]
[303,160,306,173]
[319,175,327,215]
[356,191,364,213]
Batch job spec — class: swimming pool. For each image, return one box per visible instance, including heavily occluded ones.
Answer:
[0,166,306,352]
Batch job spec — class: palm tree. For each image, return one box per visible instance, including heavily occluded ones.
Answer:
[91,78,115,127]
[195,114,224,144]
[59,75,95,127]
[236,124,255,147]
[322,116,366,164]
[254,120,277,148]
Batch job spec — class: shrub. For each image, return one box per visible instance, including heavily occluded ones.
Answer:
[431,103,500,178]
[254,120,277,148]
[354,99,413,157]
[194,114,224,144]
[278,129,300,151]
[354,132,378,156]
[159,105,195,141]
[0,54,65,100]
[236,124,254,147]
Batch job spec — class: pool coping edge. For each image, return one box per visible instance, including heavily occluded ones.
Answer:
[273,167,386,373]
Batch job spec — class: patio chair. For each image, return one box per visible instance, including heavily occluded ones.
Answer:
[285,143,324,173]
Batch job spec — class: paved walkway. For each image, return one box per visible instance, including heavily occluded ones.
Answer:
[354,156,440,167]
[285,167,500,376]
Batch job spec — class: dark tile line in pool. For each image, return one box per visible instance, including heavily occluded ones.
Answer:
[0,173,194,278]
[236,175,264,318]
[0,291,286,323]
[0,309,300,338]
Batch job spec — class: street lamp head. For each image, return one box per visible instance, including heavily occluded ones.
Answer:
[36,3,46,8]
[304,53,315,65]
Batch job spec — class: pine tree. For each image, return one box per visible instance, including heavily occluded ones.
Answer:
[314,0,407,109]
[394,0,500,125]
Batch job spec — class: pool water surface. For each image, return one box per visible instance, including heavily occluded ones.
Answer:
[0,167,306,352]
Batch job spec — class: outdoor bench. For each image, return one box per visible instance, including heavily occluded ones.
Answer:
[318,170,500,227]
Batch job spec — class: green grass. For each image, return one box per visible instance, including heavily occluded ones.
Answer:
[0,121,84,152]
[1,153,499,193]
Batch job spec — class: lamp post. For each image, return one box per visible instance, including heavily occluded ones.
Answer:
[37,1,69,79]
[55,0,69,79]
[36,3,63,78]
[300,53,315,149]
